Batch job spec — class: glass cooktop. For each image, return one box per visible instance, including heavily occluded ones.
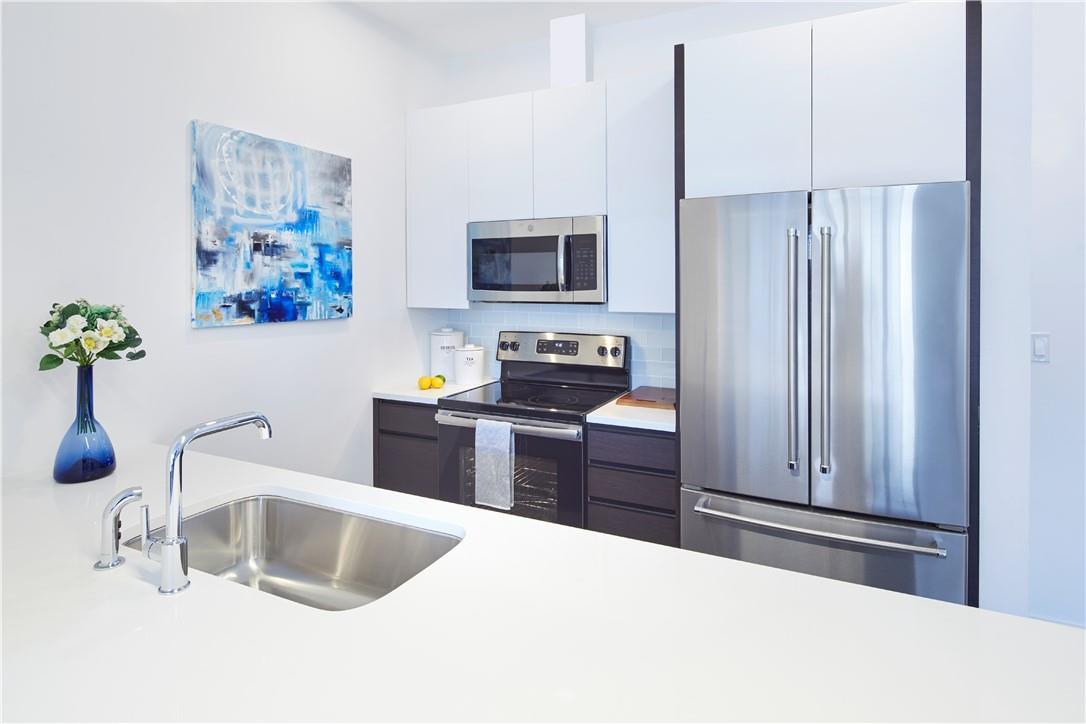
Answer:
[439,380,623,421]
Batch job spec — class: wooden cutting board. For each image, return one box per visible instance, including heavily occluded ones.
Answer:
[616,386,676,409]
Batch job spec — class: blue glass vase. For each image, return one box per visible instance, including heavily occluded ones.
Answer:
[53,365,116,484]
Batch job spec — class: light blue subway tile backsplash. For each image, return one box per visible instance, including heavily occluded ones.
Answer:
[443,304,676,389]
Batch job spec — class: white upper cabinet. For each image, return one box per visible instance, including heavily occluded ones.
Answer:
[812,1,966,189]
[532,81,607,218]
[466,91,534,222]
[606,70,674,314]
[685,22,812,198]
[406,104,469,309]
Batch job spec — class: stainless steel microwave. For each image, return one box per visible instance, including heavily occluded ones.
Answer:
[467,215,606,303]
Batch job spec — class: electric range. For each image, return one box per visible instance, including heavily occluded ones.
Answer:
[436,331,631,526]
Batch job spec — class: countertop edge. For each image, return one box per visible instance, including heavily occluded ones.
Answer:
[372,379,494,406]
[586,398,676,433]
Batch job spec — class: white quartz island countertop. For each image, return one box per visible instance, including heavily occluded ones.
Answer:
[3,446,1083,722]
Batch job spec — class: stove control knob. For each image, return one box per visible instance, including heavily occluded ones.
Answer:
[510,341,521,352]
[610,346,622,358]
[597,345,608,357]
[499,341,510,351]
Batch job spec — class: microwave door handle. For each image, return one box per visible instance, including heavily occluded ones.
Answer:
[556,235,570,293]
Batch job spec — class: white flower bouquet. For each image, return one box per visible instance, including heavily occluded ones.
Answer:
[38,299,146,370]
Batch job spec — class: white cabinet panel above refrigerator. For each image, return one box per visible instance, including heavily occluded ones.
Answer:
[812,1,966,189]
[684,22,812,198]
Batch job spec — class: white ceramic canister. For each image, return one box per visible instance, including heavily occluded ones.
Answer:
[430,327,464,379]
[453,344,485,385]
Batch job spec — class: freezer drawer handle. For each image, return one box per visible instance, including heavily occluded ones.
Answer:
[434,410,583,441]
[692,498,948,558]
[786,227,800,471]
[818,226,832,475]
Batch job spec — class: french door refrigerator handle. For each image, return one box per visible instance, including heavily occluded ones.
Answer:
[818,226,832,475]
[692,497,948,558]
[786,227,799,471]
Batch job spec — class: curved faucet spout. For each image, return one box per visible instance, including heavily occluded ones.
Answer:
[155,411,273,594]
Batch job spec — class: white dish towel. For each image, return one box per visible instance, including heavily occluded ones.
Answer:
[475,419,513,510]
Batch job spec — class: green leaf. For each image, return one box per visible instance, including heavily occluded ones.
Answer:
[38,354,64,371]
[125,350,146,361]
[98,350,121,360]
[108,335,137,351]
[60,303,80,318]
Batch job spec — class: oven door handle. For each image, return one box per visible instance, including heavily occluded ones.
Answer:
[435,411,583,441]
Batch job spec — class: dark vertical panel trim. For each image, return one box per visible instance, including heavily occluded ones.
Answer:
[965,0,982,608]
[674,43,685,486]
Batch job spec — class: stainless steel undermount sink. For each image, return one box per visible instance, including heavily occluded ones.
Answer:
[125,495,461,610]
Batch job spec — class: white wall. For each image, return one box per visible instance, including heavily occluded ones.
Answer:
[1024,1,1085,627]
[980,1,1084,627]
[1,3,446,481]
[978,0,1034,620]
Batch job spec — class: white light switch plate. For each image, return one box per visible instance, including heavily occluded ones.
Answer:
[1031,333,1051,363]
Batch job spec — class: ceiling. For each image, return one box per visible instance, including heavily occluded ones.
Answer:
[357,2,709,57]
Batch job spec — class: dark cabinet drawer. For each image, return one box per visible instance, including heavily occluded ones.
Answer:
[377,400,438,439]
[586,502,678,547]
[375,433,439,499]
[588,428,676,473]
[587,466,676,512]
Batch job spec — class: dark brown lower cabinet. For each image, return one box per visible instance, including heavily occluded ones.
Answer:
[586,424,678,546]
[373,399,440,499]
[586,501,677,546]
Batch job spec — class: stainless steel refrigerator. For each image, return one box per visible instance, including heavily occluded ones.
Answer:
[679,182,970,604]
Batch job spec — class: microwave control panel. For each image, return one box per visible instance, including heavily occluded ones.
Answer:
[570,234,598,291]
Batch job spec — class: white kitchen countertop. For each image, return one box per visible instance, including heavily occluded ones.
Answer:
[372,378,493,405]
[587,397,676,433]
[3,445,1083,722]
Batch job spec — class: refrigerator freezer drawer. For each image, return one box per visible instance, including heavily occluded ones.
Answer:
[680,488,967,603]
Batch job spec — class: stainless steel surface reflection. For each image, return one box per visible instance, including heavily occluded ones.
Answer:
[811,183,969,527]
[679,191,810,505]
[681,488,967,603]
[125,496,461,610]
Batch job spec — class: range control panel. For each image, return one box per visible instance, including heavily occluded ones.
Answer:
[496,331,628,369]
[537,339,579,356]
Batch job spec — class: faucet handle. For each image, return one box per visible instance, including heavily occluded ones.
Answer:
[93,486,143,570]
[139,504,156,560]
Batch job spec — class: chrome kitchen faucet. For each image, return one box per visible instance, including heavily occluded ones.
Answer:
[137,412,273,594]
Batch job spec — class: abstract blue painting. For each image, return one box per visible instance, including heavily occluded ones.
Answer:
[191,121,352,327]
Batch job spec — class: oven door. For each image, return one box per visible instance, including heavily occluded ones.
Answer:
[436,410,584,526]
[467,217,574,303]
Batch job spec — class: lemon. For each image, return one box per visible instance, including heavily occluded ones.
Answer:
[434,374,446,383]
[430,375,445,389]
[417,376,432,390]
